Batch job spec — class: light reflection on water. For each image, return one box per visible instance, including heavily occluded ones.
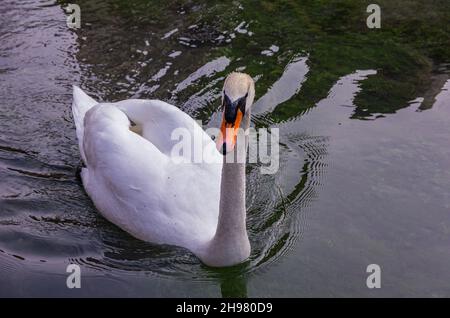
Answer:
[0,0,449,297]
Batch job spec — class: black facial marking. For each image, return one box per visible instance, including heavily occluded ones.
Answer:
[221,142,227,155]
[223,93,248,124]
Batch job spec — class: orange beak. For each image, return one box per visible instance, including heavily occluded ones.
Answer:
[216,109,244,155]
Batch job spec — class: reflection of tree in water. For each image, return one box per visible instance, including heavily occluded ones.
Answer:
[204,265,249,298]
[220,275,248,298]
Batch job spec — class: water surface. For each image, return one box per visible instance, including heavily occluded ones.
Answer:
[0,0,449,297]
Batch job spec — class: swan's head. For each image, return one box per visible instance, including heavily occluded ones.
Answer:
[216,72,255,155]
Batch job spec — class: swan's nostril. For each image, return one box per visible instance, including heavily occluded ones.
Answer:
[222,142,227,155]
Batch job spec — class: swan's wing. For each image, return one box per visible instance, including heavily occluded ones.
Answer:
[114,99,221,163]
[81,103,220,247]
[81,103,173,241]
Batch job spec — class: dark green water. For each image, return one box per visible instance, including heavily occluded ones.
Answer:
[0,0,449,297]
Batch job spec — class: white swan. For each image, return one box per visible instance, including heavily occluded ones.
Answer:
[72,72,255,267]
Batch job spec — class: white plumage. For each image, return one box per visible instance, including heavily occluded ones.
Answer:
[72,86,221,254]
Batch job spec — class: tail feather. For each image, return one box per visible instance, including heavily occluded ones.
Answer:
[72,85,97,164]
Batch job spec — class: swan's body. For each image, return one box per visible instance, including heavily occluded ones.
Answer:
[75,95,221,252]
[72,73,255,267]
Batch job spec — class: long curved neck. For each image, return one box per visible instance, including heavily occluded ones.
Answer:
[215,157,247,243]
[201,112,251,267]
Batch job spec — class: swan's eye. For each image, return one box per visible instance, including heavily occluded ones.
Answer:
[238,93,248,114]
